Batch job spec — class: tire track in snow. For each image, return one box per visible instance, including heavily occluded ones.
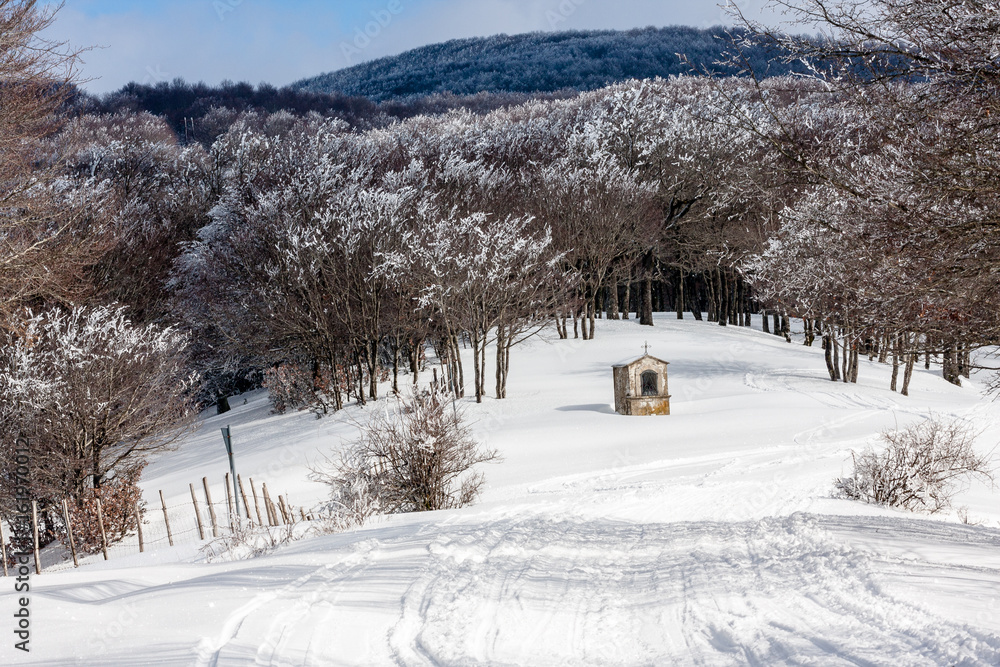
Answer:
[384,514,1000,666]
[194,539,378,667]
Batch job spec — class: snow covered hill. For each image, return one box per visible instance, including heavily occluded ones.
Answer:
[9,315,1000,666]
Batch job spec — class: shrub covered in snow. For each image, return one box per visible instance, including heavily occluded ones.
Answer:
[836,418,993,513]
[313,385,499,524]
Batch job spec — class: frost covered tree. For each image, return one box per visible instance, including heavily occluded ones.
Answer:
[409,211,567,401]
[0,306,196,529]
[0,1,101,325]
[730,0,1000,386]
[583,78,767,327]
[55,112,213,323]
[171,114,355,407]
[536,155,657,340]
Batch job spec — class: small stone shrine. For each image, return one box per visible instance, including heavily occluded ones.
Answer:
[612,343,671,416]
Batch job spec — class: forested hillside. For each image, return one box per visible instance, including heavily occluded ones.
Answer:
[294,26,795,100]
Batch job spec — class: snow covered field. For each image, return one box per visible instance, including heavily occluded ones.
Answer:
[8,314,1000,666]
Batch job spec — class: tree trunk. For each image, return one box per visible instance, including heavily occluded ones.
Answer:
[674,270,683,320]
[901,351,916,397]
[841,331,850,382]
[452,332,465,397]
[410,338,420,385]
[311,359,328,414]
[496,326,512,399]
[587,298,597,340]
[706,271,717,322]
[392,337,400,395]
[355,348,367,405]
[368,340,379,401]
[495,326,504,400]
[736,280,745,326]
[832,333,842,381]
[717,267,727,327]
[640,255,654,327]
[623,280,631,320]
[723,271,739,327]
[890,333,899,392]
[472,330,484,403]
[762,310,770,334]
[850,343,859,383]
[943,344,961,386]
[329,349,343,411]
[824,333,837,381]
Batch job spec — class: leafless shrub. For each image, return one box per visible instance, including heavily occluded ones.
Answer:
[200,518,300,562]
[836,418,993,513]
[312,385,499,524]
[263,362,322,414]
[64,466,145,554]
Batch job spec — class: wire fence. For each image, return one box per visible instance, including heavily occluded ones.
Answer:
[4,473,314,576]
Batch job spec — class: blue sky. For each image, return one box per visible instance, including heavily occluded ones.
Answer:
[43,1,771,94]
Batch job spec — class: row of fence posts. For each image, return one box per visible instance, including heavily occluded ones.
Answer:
[0,473,310,575]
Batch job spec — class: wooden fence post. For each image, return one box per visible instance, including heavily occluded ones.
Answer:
[190,483,205,540]
[225,473,235,529]
[237,474,252,523]
[268,486,279,526]
[31,500,42,574]
[160,490,174,547]
[278,496,291,524]
[62,500,79,567]
[249,477,264,526]
[299,507,307,522]
[202,477,219,538]
[261,483,276,527]
[135,502,145,553]
[95,498,109,561]
[0,522,8,576]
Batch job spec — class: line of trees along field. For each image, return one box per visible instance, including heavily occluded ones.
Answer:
[2,0,999,552]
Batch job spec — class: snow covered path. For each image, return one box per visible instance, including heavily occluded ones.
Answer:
[9,316,1000,665]
[29,511,1000,666]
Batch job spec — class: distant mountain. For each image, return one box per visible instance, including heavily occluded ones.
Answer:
[293,26,794,101]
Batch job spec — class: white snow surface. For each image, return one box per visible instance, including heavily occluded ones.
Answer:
[8,314,1000,666]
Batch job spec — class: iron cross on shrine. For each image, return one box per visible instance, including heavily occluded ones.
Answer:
[643,341,650,355]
